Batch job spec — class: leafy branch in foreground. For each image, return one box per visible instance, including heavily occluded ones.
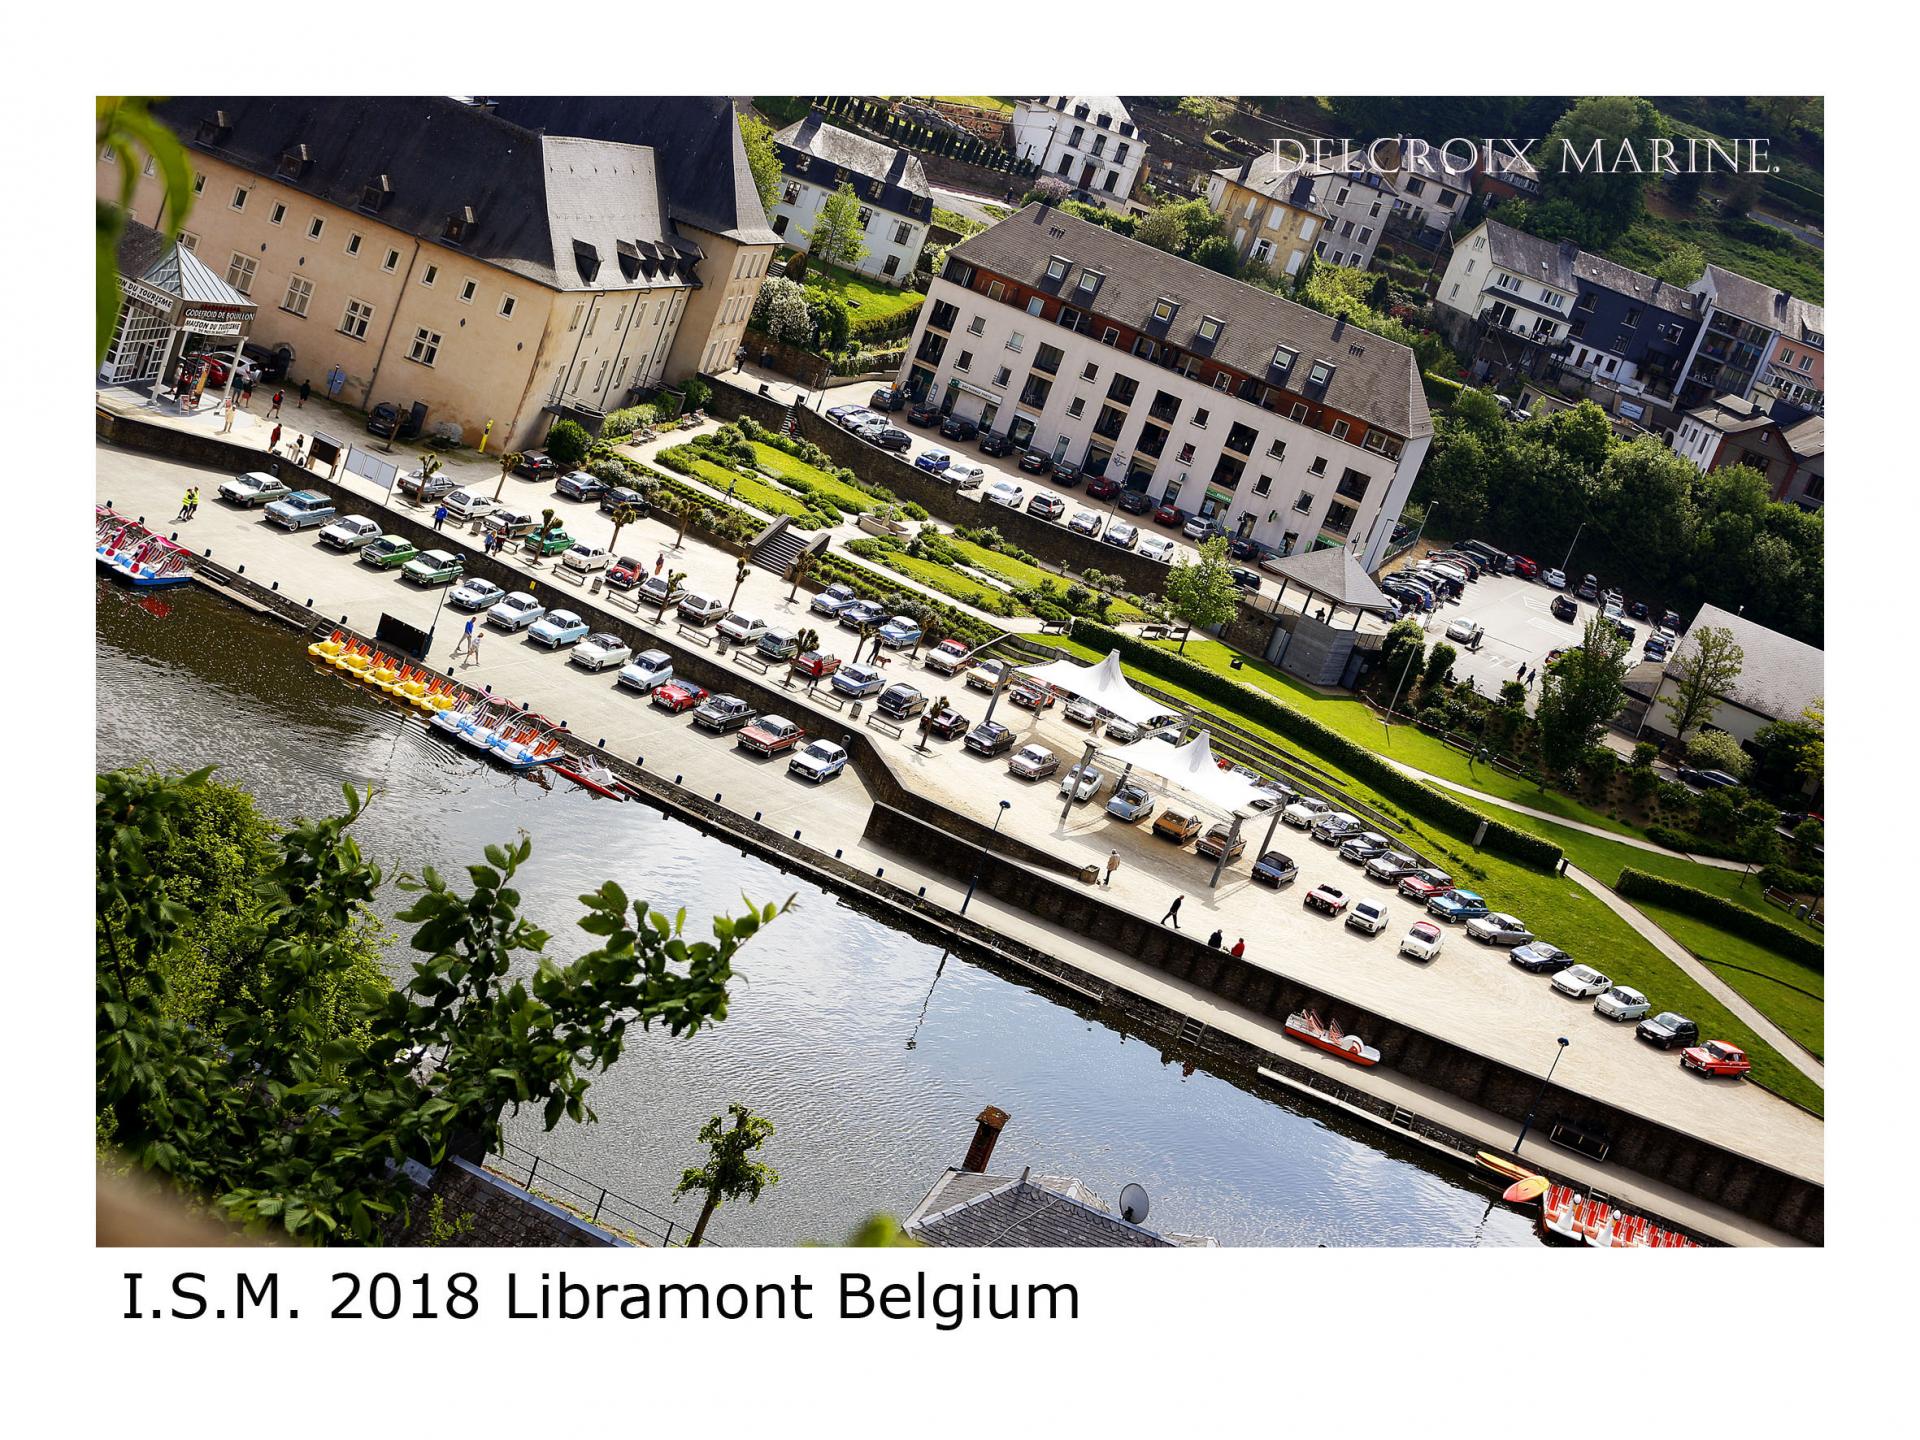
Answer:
[97,766,786,1242]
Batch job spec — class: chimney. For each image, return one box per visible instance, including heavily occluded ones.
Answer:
[1332,315,1347,340]
[961,1105,1010,1173]
[1377,136,1403,170]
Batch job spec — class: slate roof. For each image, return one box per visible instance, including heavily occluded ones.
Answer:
[952,204,1431,437]
[481,95,780,246]
[1260,545,1396,612]
[155,97,698,293]
[903,1169,1209,1247]
[1700,264,1823,343]
[1668,604,1823,723]
[1782,413,1823,459]
[1029,95,1137,137]
[1481,220,1580,291]
[1570,251,1703,319]
[1684,392,1770,433]
[772,114,932,219]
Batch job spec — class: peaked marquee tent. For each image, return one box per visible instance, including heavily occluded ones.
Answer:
[1013,649,1169,727]
[1097,729,1270,816]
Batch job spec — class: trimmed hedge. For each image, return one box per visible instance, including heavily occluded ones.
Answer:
[810,552,999,649]
[1615,869,1824,972]
[1071,620,1565,871]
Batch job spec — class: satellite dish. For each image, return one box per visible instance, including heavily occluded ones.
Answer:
[1119,1183,1151,1225]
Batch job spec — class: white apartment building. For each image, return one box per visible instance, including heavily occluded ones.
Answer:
[1435,220,1579,351]
[1390,141,1474,235]
[898,203,1432,570]
[1011,96,1147,211]
[769,114,932,284]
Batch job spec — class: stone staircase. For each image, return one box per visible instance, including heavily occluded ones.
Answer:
[753,516,810,578]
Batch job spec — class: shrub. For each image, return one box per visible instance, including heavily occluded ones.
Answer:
[1070,621,1563,870]
[1684,728,1752,778]
[601,403,658,440]
[545,419,592,468]
[680,377,713,410]
[1758,863,1824,897]
[1615,869,1823,970]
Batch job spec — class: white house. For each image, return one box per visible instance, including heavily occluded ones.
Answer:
[769,113,932,284]
[1435,219,1579,354]
[897,202,1433,571]
[1011,96,1147,211]
[1641,605,1823,749]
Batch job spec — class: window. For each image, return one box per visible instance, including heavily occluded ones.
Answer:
[307,216,325,240]
[499,294,517,319]
[421,263,438,287]
[1307,360,1334,389]
[1100,327,1119,347]
[569,302,584,332]
[1213,371,1231,392]
[782,181,801,204]
[340,297,373,339]
[231,186,250,212]
[1294,490,1315,513]
[1006,331,1024,352]
[382,248,400,273]
[224,253,257,295]
[178,232,198,253]
[1623,307,1641,326]
[1046,255,1070,281]
[338,231,361,259]
[1405,178,1426,198]
[993,366,1011,388]
[1357,227,1372,244]
[1152,297,1175,323]
[1026,295,1045,317]
[1198,316,1222,343]
[267,200,286,226]
[460,278,477,304]
[1107,373,1137,405]
[1082,361,1099,381]
[1067,397,1086,418]
[1116,143,1129,163]
[955,350,973,372]
[771,214,789,236]
[1290,403,1309,422]
[1800,354,1814,372]
[1308,456,1327,476]
[1225,422,1258,454]
[857,206,873,229]
[1033,343,1063,375]
[142,154,155,177]
[1331,420,1350,440]
[1543,291,1565,309]
[1177,443,1195,464]
[987,280,1007,302]
[408,328,442,366]
[968,315,986,335]
[883,255,900,277]
[613,357,629,392]
[1253,474,1273,497]
[1192,408,1209,429]
[1058,155,1073,175]
[1133,336,1155,360]
[193,171,206,195]
[595,359,609,391]
[894,221,912,245]
[280,275,312,317]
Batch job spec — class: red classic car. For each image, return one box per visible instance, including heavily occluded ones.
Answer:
[1681,1041,1751,1078]
[1304,884,1350,915]
[923,707,969,740]
[1007,682,1056,711]
[737,714,804,756]
[790,651,842,680]
[1396,868,1454,902]
[605,556,646,591]
[650,679,709,714]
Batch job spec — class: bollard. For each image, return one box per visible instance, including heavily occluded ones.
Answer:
[203,548,212,556]
[753,811,762,821]
[918,886,926,897]
[484,684,493,694]
[138,516,145,525]
[236,564,245,575]
[307,598,313,608]
[876,867,884,878]
[271,580,278,591]
[674,774,682,784]
[835,848,843,858]
[793,830,801,840]
[170,532,178,541]
[636,755,644,766]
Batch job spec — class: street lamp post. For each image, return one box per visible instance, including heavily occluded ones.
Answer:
[960,800,1012,916]
[1512,1036,1570,1154]
[1560,521,1587,577]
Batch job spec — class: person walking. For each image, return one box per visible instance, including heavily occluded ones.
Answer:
[220,397,237,434]
[268,389,284,419]
[453,615,476,659]
[298,379,310,408]
[1104,850,1120,887]
[175,488,194,521]
[432,503,449,532]
[462,627,482,668]
[1516,662,1526,680]
[1230,937,1246,959]
[1206,928,1224,950]
[184,487,199,520]
[653,551,665,576]
[239,378,253,409]
[269,421,283,452]
[1159,895,1183,929]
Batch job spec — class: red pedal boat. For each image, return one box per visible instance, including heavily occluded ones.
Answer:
[1283,1009,1381,1066]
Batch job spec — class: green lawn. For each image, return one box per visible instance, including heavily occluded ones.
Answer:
[946,537,1147,622]
[750,442,877,514]
[1024,631,1823,1114]
[670,452,823,529]
[932,95,1014,114]
[847,540,1025,616]
[807,263,926,324]
[1607,214,1823,305]
[1632,900,1824,1064]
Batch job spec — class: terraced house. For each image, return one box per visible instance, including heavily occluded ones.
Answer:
[899,203,1431,568]
[766,112,932,283]
[102,95,775,449]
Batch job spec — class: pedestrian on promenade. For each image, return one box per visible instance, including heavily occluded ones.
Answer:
[298,379,310,408]
[453,616,476,658]
[1104,850,1119,887]
[184,487,199,520]
[654,551,665,576]
[221,397,237,434]
[269,422,283,452]
[175,488,193,521]
[1230,937,1246,958]
[432,503,449,532]
[1159,895,1183,929]
[463,628,482,667]
[268,389,284,419]
[239,379,253,409]
[1516,662,1526,680]
[1206,928,1224,950]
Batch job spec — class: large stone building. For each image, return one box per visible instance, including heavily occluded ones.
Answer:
[767,113,932,284]
[899,203,1431,569]
[103,96,777,449]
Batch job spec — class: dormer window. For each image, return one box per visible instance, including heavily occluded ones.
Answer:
[1151,296,1177,324]
[1073,104,1089,120]
[276,144,311,180]
[1076,268,1104,294]
[1198,316,1223,344]
[359,175,392,213]
[1306,360,1335,394]
[443,205,476,244]
[1270,345,1297,378]
[1045,255,1070,282]
[195,111,232,146]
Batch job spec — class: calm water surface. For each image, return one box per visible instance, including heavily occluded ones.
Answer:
[96,582,1539,1246]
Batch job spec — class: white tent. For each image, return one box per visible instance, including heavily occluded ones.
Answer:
[1014,649,1168,727]
[1098,729,1270,816]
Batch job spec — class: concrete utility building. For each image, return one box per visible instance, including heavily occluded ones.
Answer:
[1639,604,1824,749]
[103,96,778,450]
[899,203,1431,569]
[765,113,932,284]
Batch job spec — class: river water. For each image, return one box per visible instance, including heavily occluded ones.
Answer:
[96,581,1540,1246]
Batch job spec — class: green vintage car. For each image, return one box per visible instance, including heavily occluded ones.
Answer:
[359,535,419,569]
[401,548,464,586]
[523,527,574,557]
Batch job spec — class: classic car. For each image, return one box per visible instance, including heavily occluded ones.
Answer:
[1550,964,1614,999]
[925,638,972,674]
[442,489,499,523]
[318,514,383,550]
[1196,825,1246,862]
[398,468,456,503]
[359,535,419,569]
[400,549,464,586]
[1364,850,1421,883]
[1399,921,1445,962]
[1466,912,1534,946]
[876,683,927,720]
[263,489,336,530]
[692,695,755,732]
[716,612,769,645]
[570,633,632,672]
[1338,831,1393,864]
[1427,889,1490,922]
[1346,899,1391,935]
[810,583,859,617]
[964,659,1010,693]
[925,707,969,740]
[790,650,842,681]
[1681,1041,1751,1077]
[1281,796,1333,829]
[964,721,1016,757]
[448,576,506,612]
[605,557,646,591]
[676,593,728,626]
[1007,681,1055,711]
[650,679,709,714]
[1250,851,1299,887]
[559,544,613,575]
[831,663,886,698]
[1058,763,1104,802]
[789,739,849,783]
[1509,942,1575,975]
[1105,782,1155,823]
[1310,812,1364,844]
[1636,1012,1701,1050]
[738,715,804,756]
[1397,868,1454,903]
[527,609,590,648]
[756,630,800,662]
[637,575,687,611]
[1064,696,1107,727]
[1595,986,1651,1022]
[487,592,546,630]
[219,471,291,507]
[1009,744,1059,780]
[836,599,888,630]
[616,650,675,694]
[484,510,537,540]
[523,527,575,557]
[1303,885,1350,915]
[554,470,606,502]
[1153,808,1203,845]
[876,615,923,649]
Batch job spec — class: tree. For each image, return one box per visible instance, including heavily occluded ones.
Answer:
[656,569,688,620]
[805,287,851,352]
[737,113,783,216]
[1659,626,1745,740]
[1162,537,1240,651]
[1191,233,1239,276]
[545,419,591,469]
[607,503,642,556]
[1685,727,1752,778]
[804,182,870,278]
[97,767,782,1242]
[1753,698,1824,792]
[1720,170,1765,220]
[787,546,818,603]
[1422,641,1457,690]
[1537,96,1665,244]
[728,558,752,612]
[1648,241,1707,286]
[673,1103,778,1247]
[750,276,816,346]
[1534,617,1631,774]
[1377,620,1425,708]
[494,451,524,501]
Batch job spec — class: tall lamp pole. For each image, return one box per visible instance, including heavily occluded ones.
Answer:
[1560,521,1587,577]
[960,800,1012,916]
[1512,1036,1570,1154]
